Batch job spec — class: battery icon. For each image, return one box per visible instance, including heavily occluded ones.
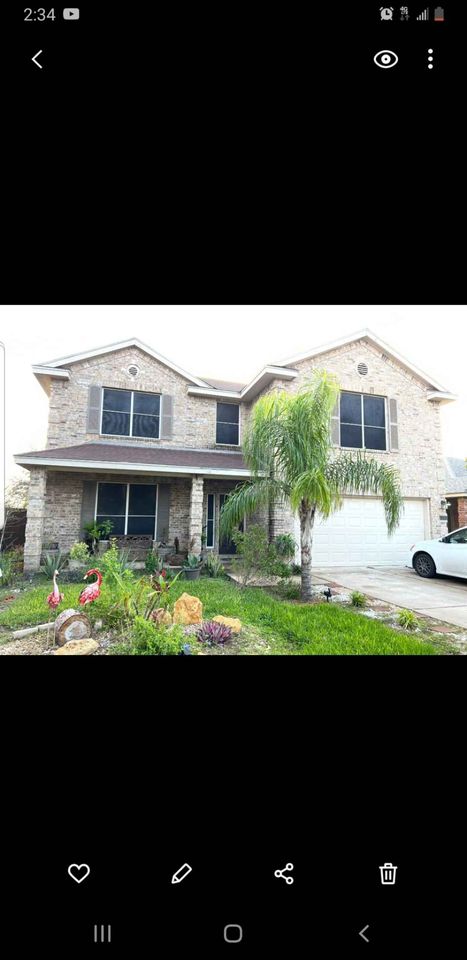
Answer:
[434,6,444,20]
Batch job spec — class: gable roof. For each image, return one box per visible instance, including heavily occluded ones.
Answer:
[34,338,211,389]
[275,328,456,400]
[32,329,456,405]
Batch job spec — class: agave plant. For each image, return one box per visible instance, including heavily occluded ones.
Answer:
[196,620,233,645]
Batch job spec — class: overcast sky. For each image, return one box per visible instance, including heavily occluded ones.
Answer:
[1,305,465,485]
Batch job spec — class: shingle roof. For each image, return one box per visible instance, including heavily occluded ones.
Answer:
[15,442,248,473]
[445,457,467,493]
[201,377,247,392]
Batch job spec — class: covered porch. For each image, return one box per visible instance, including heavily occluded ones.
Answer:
[15,442,253,571]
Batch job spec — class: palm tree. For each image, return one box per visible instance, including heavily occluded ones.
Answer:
[220,371,403,600]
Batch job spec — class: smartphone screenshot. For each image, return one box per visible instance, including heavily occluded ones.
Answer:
[2,2,464,956]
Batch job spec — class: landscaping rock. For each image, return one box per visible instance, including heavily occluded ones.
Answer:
[213,615,242,634]
[173,593,203,625]
[150,608,173,626]
[54,639,99,656]
[54,609,92,646]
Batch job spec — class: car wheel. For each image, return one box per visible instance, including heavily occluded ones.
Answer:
[413,552,436,578]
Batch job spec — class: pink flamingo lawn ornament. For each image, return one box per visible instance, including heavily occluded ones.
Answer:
[46,569,64,646]
[79,568,102,606]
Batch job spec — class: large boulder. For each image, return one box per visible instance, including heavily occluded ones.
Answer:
[173,593,203,625]
[213,615,242,634]
[54,639,99,656]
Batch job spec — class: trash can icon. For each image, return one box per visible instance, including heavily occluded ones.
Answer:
[379,862,397,885]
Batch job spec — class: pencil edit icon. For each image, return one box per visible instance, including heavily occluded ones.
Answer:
[171,863,193,884]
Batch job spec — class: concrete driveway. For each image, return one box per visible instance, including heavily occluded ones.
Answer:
[312,566,467,629]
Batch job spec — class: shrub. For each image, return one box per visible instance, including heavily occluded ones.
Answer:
[351,590,366,608]
[274,533,296,560]
[84,519,114,553]
[291,563,301,575]
[100,540,133,585]
[129,616,186,655]
[276,578,301,600]
[203,554,225,578]
[69,541,90,563]
[144,550,162,574]
[42,552,67,578]
[397,609,420,630]
[0,551,19,586]
[271,559,293,578]
[196,620,233,645]
[231,525,279,586]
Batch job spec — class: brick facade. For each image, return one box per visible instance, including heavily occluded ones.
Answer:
[21,337,450,569]
[46,346,243,453]
[247,338,448,542]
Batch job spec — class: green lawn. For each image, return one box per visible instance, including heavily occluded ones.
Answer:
[1,577,441,655]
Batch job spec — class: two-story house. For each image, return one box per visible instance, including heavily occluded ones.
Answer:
[15,330,455,572]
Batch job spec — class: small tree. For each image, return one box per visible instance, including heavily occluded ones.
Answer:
[231,525,278,586]
[220,372,403,601]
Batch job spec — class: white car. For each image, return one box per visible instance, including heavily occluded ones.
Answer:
[410,527,467,579]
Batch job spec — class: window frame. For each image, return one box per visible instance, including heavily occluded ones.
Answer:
[339,391,387,452]
[206,493,215,549]
[215,402,240,447]
[100,387,161,440]
[95,481,159,538]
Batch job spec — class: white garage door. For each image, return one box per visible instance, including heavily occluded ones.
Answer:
[294,497,428,567]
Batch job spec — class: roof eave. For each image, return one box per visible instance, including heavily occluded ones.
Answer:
[14,454,253,480]
[35,338,211,388]
[187,365,298,400]
[426,391,457,404]
[275,328,452,394]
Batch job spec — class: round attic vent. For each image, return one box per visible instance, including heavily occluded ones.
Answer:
[128,365,139,377]
[357,362,368,376]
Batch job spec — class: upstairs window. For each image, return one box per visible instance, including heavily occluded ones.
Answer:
[340,392,386,451]
[101,388,160,439]
[216,403,240,445]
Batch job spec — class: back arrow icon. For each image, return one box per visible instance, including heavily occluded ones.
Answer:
[359,925,370,943]
[32,50,43,69]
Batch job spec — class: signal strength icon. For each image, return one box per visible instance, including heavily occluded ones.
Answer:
[417,7,430,18]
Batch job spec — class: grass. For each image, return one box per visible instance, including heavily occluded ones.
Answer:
[0,576,443,655]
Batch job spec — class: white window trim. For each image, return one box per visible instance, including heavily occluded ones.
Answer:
[100,387,161,441]
[216,402,241,447]
[339,391,387,452]
[206,493,215,549]
[95,481,158,538]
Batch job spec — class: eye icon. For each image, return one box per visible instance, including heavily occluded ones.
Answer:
[374,49,399,68]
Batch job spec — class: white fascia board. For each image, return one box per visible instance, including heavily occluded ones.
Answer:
[32,365,70,380]
[14,455,253,478]
[276,327,451,394]
[187,365,298,400]
[426,391,457,403]
[36,338,210,388]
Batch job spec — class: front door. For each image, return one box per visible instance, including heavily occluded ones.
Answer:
[218,494,243,554]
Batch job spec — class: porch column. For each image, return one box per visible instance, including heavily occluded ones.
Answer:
[189,476,204,553]
[23,468,47,572]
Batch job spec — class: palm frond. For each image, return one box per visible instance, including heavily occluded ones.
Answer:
[325,452,403,533]
[219,478,289,536]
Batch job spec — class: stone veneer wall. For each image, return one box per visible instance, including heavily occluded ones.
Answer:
[245,337,448,541]
[46,346,243,454]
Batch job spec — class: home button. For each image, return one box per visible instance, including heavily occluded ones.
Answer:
[224,924,243,943]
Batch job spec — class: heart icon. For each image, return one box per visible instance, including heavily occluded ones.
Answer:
[68,863,91,884]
